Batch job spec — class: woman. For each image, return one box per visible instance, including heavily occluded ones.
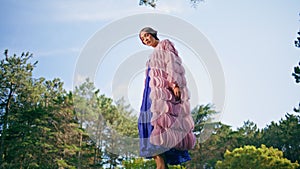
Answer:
[138,27,196,169]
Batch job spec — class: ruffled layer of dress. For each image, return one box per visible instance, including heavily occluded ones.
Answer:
[138,67,191,165]
[147,40,196,150]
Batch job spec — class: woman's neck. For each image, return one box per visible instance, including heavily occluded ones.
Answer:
[152,40,160,48]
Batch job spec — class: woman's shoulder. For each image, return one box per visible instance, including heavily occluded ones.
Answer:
[159,39,177,55]
[160,39,174,46]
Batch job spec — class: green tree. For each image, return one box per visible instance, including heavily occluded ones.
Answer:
[194,123,240,168]
[261,114,300,163]
[74,79,139,168]
[114,98,139,162]
[0,51,85,168]
[45,83,83,169]
[123,158,156,169]
[192,104,219,139]
[216,145,299,169]
[103,98,139,168]
[188,104,232,168]
[73,78,104,168]
[292,30,300,112]
[123,157,186,169]
[4,78,82,169]
[0,50,38,167]
[237,120,262,147]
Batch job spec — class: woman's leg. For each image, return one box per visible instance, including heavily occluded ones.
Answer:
[153,155,166,169]
[161,154,169,169]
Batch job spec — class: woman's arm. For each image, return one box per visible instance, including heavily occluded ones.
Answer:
[162,39,184,100]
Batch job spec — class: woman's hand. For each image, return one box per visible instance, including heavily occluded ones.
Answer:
[173,86,181,101]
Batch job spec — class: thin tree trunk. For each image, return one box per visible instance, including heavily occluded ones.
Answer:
[78,132,82,169]
[93,147,97,165]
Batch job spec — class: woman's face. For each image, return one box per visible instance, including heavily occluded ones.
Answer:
[140,31,158,47]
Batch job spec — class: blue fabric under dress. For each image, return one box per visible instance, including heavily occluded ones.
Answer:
[138,67,191,165]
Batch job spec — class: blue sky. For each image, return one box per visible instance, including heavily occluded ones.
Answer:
[0,0,299,129]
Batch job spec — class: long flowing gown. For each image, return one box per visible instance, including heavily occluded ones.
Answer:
[138,39,195,165]
[138,67,191,165]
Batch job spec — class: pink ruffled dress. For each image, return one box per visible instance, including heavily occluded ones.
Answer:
[138,39,196,165]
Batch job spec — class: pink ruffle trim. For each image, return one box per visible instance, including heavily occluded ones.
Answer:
[147,39,196,150]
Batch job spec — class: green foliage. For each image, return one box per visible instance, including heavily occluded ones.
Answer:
[0,50,39,167]
[216,145,299,169]
[139,0,157,8]
[192,104,219,138]
[237,120,262,147]
[293,31,300,112]
[187,104,222,168]
[73,79,139,168]
[261,114,300,163]
[188,104,300,168]
[188,106,261,168]
[0,51,91,168]
[294,31,300,48]
[123,158,156,169]
[292,62,300,84]
[189,123,239,168]
[122,158,186,169]
[190,113,300,168]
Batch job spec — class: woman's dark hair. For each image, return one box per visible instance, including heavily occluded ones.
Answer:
[139,27,159,41]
